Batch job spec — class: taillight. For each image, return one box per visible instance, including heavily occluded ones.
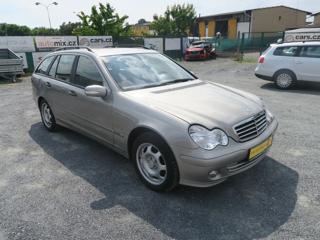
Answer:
[258,56,265,63]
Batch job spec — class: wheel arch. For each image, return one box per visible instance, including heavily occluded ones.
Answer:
[127,126,172,160]
[273,68,297,81]
[37,96,45,109]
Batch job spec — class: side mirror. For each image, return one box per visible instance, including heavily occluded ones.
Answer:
[84,85,107,97]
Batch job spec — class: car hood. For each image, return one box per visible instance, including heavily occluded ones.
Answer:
[124,80,264,132]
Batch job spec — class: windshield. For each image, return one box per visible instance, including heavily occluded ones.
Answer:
[102,53,196,90]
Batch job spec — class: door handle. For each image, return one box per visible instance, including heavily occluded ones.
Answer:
[68,90,77,96]
[45,82,51,88]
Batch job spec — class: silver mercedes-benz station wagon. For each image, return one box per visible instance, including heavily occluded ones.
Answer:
[31,47,278,191]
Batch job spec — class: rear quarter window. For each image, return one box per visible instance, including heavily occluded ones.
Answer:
[35,56,55,75]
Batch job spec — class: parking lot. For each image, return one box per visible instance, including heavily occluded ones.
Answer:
[0,58,320,240]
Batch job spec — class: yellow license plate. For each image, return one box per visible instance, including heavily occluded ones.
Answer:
[249,136,273,160]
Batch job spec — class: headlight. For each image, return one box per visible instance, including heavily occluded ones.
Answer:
[189,125,229,150]
[266,109,274,123]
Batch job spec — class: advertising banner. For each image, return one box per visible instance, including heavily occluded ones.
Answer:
[0,36,35,52]
[284,32,320,42]
[16,52,28,69]
[144,38,163,53]
[79,36,113,48]
[32,52,51,67]
[35,36,78,49]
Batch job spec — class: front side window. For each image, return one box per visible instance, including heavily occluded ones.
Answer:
[300,46,320,58]
[102,53,195,90]
[73,56,103,87]
[273,46,299,57]
[35,56,55,75]
[56,55,76,82]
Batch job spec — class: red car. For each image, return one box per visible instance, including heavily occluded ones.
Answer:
[185,41,216,61]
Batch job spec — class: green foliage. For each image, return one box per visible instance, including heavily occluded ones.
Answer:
[74,2,132,37]
[0,22,82,36]
[59,22,81,35]
[31,27,60,36]
[72,26,99,36]
[0,24,31,36]
[151,4,196,36]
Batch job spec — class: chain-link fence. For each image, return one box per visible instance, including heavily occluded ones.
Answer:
[199,32,284,55]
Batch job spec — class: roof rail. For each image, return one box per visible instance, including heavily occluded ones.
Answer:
[54,46,93,52]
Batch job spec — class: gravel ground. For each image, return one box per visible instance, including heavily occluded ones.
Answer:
[0,58,320,240]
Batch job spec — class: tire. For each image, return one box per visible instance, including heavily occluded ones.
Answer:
[39,99,58,132]
[274,70,296,89]
[131,132,179,192]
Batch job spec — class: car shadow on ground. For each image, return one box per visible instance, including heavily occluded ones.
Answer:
[29,122,298,240]
[261,81,320,96]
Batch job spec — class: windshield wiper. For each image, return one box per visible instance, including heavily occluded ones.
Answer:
[157,78,195,86]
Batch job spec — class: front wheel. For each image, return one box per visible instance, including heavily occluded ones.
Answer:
[131,132,179,192]
[39,99,58,132]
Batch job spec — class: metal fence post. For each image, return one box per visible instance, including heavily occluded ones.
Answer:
[240,33,245,53]
[260,32,265,55]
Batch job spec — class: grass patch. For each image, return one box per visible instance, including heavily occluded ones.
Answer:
[234,55,258,64]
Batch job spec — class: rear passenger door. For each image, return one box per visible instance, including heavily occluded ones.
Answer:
[45,54,77,124]
[33,55,57,110]
[295,45,320,82]
[65,55,114,145]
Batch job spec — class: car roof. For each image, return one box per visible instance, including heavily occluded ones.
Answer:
[273,41,320,47]
[50,47,158,57]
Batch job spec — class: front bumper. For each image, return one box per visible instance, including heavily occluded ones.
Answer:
[185,53,207,60]
[175,119,278,187]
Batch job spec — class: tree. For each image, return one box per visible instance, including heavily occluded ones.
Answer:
[0,24,31,36]
[59,22,81,35]
[31,27,59,36]
[151,4,196,36]
[73,2,132,37]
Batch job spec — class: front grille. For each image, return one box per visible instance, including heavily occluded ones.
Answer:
[233,111,267,142]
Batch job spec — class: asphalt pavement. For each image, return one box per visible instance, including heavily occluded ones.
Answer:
[0,58,319,239]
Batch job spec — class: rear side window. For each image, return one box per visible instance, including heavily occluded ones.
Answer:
[35,56,55,75]
[300,46,320,58]
[73,56,103,87]
[273,46,299,57]
[56,55,76,82]
[48,56,59,78]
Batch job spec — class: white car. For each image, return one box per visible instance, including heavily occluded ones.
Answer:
[255,42,320,89]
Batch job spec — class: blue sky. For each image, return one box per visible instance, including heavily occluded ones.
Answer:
[0,0,319,28]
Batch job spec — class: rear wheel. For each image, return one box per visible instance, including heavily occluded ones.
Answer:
[39,99,58,131]
[131,132,179,192]
[274,70,296,89]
